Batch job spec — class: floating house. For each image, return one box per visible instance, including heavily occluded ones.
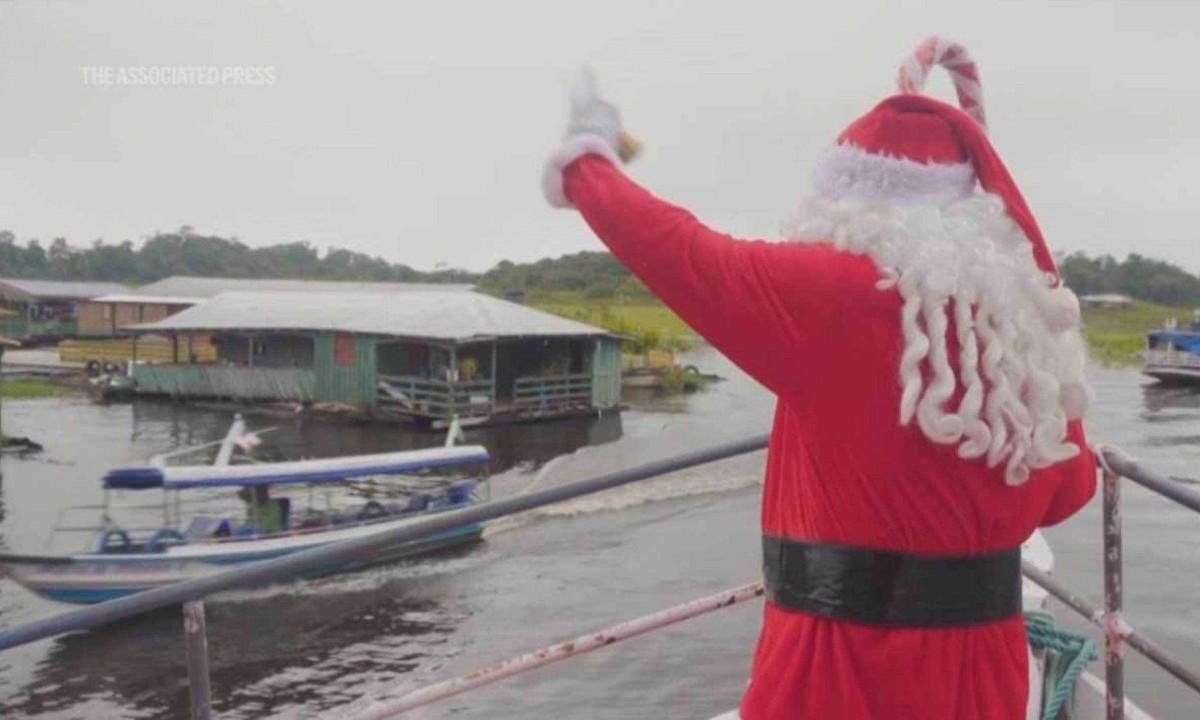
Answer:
[76,275,473,337]
[0,278,129,341]
[130,291,622,426]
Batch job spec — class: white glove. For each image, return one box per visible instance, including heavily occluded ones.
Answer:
[543,68,640,208]
[565,68,640,163]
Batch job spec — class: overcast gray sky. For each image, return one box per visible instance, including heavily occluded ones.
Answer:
[0,1,1197,273]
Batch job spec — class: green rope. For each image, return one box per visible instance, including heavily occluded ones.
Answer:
[1025,611,1098,720]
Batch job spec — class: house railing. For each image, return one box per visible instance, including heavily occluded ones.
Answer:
[0,439,1198,720]
[513,373,592,411]
[133,364,317,402]
[376,375,495,418]
[0,316,77,340]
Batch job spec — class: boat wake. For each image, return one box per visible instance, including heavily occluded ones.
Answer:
[213,553,489,603]
[486,432,766,537]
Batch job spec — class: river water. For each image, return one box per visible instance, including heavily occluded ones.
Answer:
[0,347,1196,719]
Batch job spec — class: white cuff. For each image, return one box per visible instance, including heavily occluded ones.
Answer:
[542,133,620,208]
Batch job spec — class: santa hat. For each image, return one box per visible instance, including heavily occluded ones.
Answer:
[811,36,1059,279]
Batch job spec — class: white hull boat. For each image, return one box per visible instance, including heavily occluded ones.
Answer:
[0,416,490,604]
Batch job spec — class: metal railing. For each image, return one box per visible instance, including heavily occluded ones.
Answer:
[0,435,769,719]
[1091,448,1200,719]
[1,438,1199,720]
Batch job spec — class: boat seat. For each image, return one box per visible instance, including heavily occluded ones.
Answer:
[404,493,432,512]
[448,480,477,504]
[184,515,233,541]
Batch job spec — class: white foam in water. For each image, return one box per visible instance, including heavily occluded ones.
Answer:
[484,424,767,536]
[215,554,488,603]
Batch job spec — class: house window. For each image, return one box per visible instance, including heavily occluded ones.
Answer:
[103,305,112,320]
[334,333,356,367]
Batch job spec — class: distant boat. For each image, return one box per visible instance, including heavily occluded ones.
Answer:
[0,416,489,604]
[1143,327,1200,383]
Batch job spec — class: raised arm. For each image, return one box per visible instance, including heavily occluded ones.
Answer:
[551,148,851,400]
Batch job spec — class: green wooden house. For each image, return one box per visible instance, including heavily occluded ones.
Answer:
[130,290,622,427]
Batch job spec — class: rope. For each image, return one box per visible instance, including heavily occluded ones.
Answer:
[1025,611,1098,720]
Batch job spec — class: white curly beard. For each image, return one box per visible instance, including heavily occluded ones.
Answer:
[782,193,1089,486]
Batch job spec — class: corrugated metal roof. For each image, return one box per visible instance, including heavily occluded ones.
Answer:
[0,278,130,300]
[134,276,474,298]
[91,294,205,305]
[135,291,611,341]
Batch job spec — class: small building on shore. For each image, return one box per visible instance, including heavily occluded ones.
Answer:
[76,294,200,337]
[129,290,622,427]
[0,278,129,341]
[1079,293,1134,310]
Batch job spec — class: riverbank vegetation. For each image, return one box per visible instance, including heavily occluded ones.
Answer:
[529,293,694,353]
[1081,301,1180,367]
[2,231,1195,366]
[536,293,1174,367]
[0,378,59,399]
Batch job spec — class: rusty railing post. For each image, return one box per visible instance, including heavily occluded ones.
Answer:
[183,600,213,720]
[1103,464,1124,720]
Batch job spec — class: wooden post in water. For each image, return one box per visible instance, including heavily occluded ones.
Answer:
[1103,465,1124,720]
[182,600,213,720]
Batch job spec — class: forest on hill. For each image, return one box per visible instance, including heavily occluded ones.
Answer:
[0,229,474,285]
[1058,253,1200,307]
[2,228,1200,308]
[483,251,1200,307]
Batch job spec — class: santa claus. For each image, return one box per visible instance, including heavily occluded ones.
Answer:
[544,36,1095,720]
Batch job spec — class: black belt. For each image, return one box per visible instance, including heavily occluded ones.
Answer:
[762,535,1022,627]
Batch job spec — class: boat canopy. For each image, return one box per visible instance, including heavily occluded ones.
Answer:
[103,445,489,490]
[1148,330,1200,354]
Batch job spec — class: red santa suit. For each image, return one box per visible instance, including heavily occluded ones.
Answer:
[544,38,1096,720]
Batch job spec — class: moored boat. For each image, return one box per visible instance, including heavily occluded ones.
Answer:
[1142,328,1200,382]
[0,417,490,604]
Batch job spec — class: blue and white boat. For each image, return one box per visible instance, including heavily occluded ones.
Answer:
[1143,327,1200,382]
[0,417,489,604]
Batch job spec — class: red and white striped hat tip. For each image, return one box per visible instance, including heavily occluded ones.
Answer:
[896,35,987,131]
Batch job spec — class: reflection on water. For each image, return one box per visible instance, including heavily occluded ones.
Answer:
[1142,381,1200,415]
[123,399,627,478]
[1,550,474,719]
[0,356,1196,718]
[0,389,636,719]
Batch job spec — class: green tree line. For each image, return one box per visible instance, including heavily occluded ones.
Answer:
[3,228,1199,308]
[477,251,652,299]
[0,228,474,285]
[1059,253,1200,307]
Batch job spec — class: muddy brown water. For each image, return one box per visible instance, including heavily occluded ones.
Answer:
[0,347,1196,718]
